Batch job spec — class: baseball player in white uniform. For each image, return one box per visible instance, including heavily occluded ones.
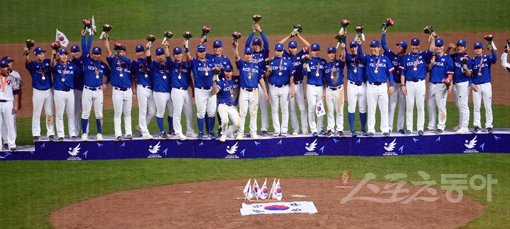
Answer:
[69,45,84,136]
[325,45,346,136]
[0,60,20,151]
[471,42,497,133]
[1,56,21,149]
[450,40,473,134]
[131,44,156,139]
[52,49,78,141]
[213,65,241,142]
[303,43,326,137]
[501,43,510,71]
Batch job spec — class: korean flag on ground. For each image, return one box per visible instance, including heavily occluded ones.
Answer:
[253,179,260,200]
[243,179,253,200]
[55,29,69,48]
[272,179,283,201]
[259,178,269,199]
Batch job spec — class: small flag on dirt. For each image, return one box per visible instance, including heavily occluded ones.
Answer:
[253,179,260,200]
[243,179,253,200]
[272,179,283,200]
[260,178,269,199]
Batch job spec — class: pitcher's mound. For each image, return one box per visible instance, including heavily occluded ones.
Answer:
[51,179,483,228]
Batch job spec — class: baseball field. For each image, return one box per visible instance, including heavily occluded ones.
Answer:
[1,0,510,228]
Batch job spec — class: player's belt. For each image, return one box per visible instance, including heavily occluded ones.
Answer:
[221,103,235,106]
[241,87,257,92]
[197,86,211,90]
[0,100,8,103]
[430,81,442,84]
[56,88,71,92]
[174,86,188,90]
[270,84,288,88]
[294,81,303,84]
[141,85,153,89]
[84,86,102,91]
[307,84,322,87]
[349,81,363,86]
[475,81,490,85]
[406,78,424,82]
[328,86,342,90]
[368,82,383,86]
[114,87,130,91]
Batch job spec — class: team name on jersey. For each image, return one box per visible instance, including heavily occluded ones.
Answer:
[86,65,106,71]
[242,67,259,74]
[56,69,75,75]
[174,69,189,73]
[405,59,425,66]
[433,61,445,67]
[115,67,131,73]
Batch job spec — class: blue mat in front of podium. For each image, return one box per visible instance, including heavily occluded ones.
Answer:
[1,131,509,161]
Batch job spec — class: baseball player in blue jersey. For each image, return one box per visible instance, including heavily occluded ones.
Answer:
[131,44,156,139]
[345,39,367,137]
[233,43,268,140]
[471,42,497,133]
[1,56,21,149]
[69,45,84,135]
[213,65,241,142]
[80,29,111,141]
[206,40,232,80]
[52,49,78,141]
[0,60,20,151]
[303,43,327,137]
[104,35,133,141]
[501,44,510,71]
[187,44,217,140]
[427,38,454,133]
[246,23,270,135]
[325,45,346,136]
[168,42,196,141]
[382,30,407,134]
[449,39,473,134]
[363,40,395,136]
[278,32,311,135]
[399,38,433,136]
[266,43,294,137]
[148,47,173,139]
[25,45,55,142]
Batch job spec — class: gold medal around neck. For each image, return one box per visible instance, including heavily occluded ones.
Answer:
[478,72,482,76]
[353,68,357,73]
[374,70,379,74]
[120,73,124,77]
[61,78,65,82]
[144,74,148,78]
[316,73,320,77]
[205,72,209,76]
[330,75,334,80]
[163,75,167,79]
[278,71,282,76]
[413,67,417,71]
[42,76,46,80]
[96,74,99,79]
[178,74,182,79]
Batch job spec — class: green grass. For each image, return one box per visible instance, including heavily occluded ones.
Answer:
[0,155,509,228]
[2,0,510,44]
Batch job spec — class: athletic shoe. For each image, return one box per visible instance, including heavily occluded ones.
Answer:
[219,135,227,142]
[168,130,175,136]
[292,132,299,136]
[487,127,494,133]
[326,130,334,137]
[405,130,411,135]
[58,137,64,142]
[351,130,357,137]
[418,130,424,136]
[143,134,153,139]
[272,132,280,137]
[236,134,244,140]
[81,133,88,141]
[319,130,326,135]
[96,133,103,141]
[455,128,469,134]
[363,131,369,137]
[209,133,216,140]
[71,136,77,141]
[473,126,481,133]
[115,136,122,141]
[160,132,169,140]
[261,131,268,136]
[452,126,460,131]
[198,133,204,140]
[312,132,318,137]
[125,134,133,140]
[187,132,198,138]
[280,133,287,137]
[10,147,16,152]
[251,133,258,140]
[383,132,390,137]
[398,129,405,134]
[426,128,435,132]
[2,143,8,150]
[33,136,40,142]
[178,134,187,141]
[436,129,444,134]
[49,135,55,141]
[337,131,344,137]
[303,132,309,135]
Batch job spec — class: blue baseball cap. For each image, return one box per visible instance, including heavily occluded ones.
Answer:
[245,47,254,55]
[0,60,8,68]
[369,40,380,47]
[311,43,320,51]
[435,39,445,47]
[58,49,68,55]
[197,44,206,52]
[92,47,102,54]
[252,38,262,45]
[396,41,408,49]
[155,48,165,55]
[224,65,233,72]
[289,41,298,48]
[213,40,223,48]
[1,56,13,63]
[120,45,127,51]
[70,45,80,53]
[350,41,359,47]
[457,39,467,47]
[173,47,183,54]
[411,38,420,46]
[33,47,46,55]
[275,43,284,51]
[327,46,336,53]
[135,45,145,52]
[474,42,483,49]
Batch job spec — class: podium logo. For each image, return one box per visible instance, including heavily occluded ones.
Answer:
[225,142,239,159]
[67,144,82,160]
[148,141,163,158]
[383,139,398,156]
[464,136,479,154]
[305,139,319,156]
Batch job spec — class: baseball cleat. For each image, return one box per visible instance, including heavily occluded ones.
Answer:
[115,136,122,141]
[398,129,405,134]
[96,133,103,141]
[436,129,444,134]
[363,131,369,137]
[292,132,298,136]
[418,130,424,136]
[81,133,88,141]
[219,135,227,142]
[160,132,169,140]
[2,143,8,150]
[261,131,268,136]
[326,130,334,137]
[303,132,309,135]
[125,134,133,140]
[143,134,153,139]
[351,130,357,137]
[33,136,40,142]
[179,134,187,141]
[209,133,216,140]
[473,126,481,133]
[382,132,390,137]
[405,130,411,135]
[58,137,64,142]
[368,132,375,137]
[312,132,318,137]
[187,132,198,138]
[452,126,460,131]
[236,134,244,140]
[280,133,287,137]
[319,130,326,135]
[49,135,55,141]
[455,128,469,134]
[198,133,204,140]
[272,132,280,137]
[71,136,77,141]
[10,147,16,152]
[337,131,344,137]
[251,133,258,140]
[487,127,494,133]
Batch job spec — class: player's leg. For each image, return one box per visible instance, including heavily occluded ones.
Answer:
[237,89,249,137]
[453,84,461,130]
[166,93,174,135]
[325,88,335,134]
[295,83,308,134]
[258,82,269,134]
[457,82,470,132]
[73,90,82,135]
[347,84,357,132]
[154,92,167,135]
[249,90,259,137]
[437,86,448,131]
[366,84,377,134]
[93,90,104,138]
[306,86,317,135]
[427,84,437,131]
[228,106,241,135]
[5,101,15,149]
[289,90,299,134]
[112,89,123,138]
[195,89,207,137]
[43,90,55,138]
[336,86,345,134]
[137,85,150,136]
[80,89,94,138]
[123,90,133,138]
[54,91,65,139]
[66,91,76,138]
[483,83,493,129]
[183,90,196,137]
[388,83,398,132]
[31,89,45,138]
[396,85,406,132]
[405,81,416,133]
[359,84,368,133]
[206,92,217,137]
[217,104,229,140]
[171,89,185,137]
[280,85,290,135]
[416,81,426,133]
[379,85,390,134]
[269,85,281,135]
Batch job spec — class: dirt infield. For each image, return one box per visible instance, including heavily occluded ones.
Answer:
[2,32,510,117]
[50,179,483,228]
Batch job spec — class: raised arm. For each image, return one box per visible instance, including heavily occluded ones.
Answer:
[381,33,391,55]
[278,33,292,45]
[104,34,113,57]
[339,43,346,62]
[164,39,171,57]
[296,32,310,51]
[145,42,152,65]
[245,32,255,50]
[233,42,240,61]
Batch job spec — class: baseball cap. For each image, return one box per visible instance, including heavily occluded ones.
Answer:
[135,45,145,52]
[396,41,408,49]
[58,49,68,55]
[213,40,223,48]
[92,47,102,54]
[173,47,183,54]
[474,42,483,49]
[197,44,206,52]
[457,39,467,47]
[245,47,254,55]
[275,43,284,51]
[70,45,80,53]
[311,43,320,51]
[327,46,336,53]
[1,56,13,63]
[120,45,127,51]
[0,60,8,68]
[224,65,233,72]
[288,41,298,48]
[33,47,46,55]
[411,38,420,46]
[350,41,359,47]
[252,38,262,45]
[435,39,445,47]
[369,40,380,47]
[155,48,165,55]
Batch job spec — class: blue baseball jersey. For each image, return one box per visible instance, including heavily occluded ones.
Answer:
[25,59,52,90]
[303,57,327,86]
[363,55,395,86]
[206,53,232,79]
[268,57,294,86]
[400,51,432,81]
[283,49,308,82]
[382,34,405,83]
[190,58,215,88]
[70,57,84,90]
[450,53,473,83]
[107,55,132,89]
[149,58,171,92]
[130,57,152,87]
[429,53,454,83]
[236,60,262,88]
[170,59,192,88]
[325,60,345,87]
[245,32,269,65]
[52,62,77,91]
[345,45,366,82]
[471,50,497,84]
[81,57,111,88]
[216,79,235,104]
